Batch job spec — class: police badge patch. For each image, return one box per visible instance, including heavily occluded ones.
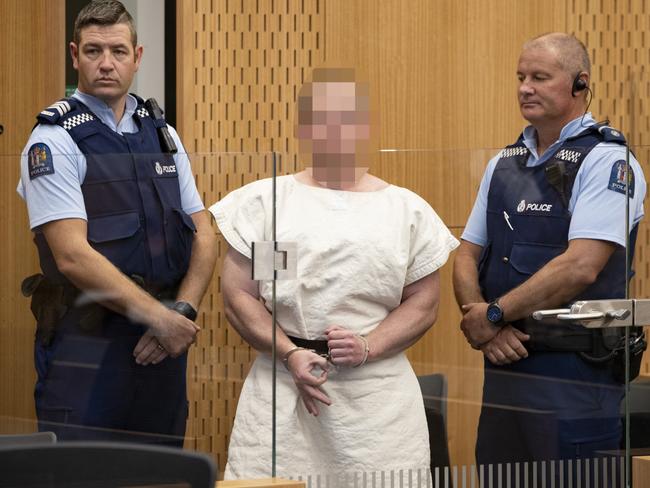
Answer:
[28,143,54,180]
[608,160,635,198]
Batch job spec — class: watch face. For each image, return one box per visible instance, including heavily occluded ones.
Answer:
[487,304,503,323]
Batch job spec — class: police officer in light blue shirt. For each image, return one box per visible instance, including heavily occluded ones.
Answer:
[462,113,644,250]
[17,0,217,445]
[453,32,646,485]
[18,90,203,227]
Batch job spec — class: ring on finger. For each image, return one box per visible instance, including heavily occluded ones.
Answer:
[157,344,165,351]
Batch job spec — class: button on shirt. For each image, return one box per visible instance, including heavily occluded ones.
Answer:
[17,90,203,229]
[462,114,646,248]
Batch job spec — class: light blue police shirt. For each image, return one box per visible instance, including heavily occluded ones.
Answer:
[17,90,204,229]
[462,114,646,248]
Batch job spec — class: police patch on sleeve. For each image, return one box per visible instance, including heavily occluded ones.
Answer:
[608,160,635,198]
[28,143,55,180]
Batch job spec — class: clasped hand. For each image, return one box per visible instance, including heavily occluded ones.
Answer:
[460,302,500,348]
[286,325,367,415]
[133,307,200,365]
[325,325,367,367]
[460,302,530,365]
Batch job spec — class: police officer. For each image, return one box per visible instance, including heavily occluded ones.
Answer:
[17,0,217,446]
[453,33,646,482]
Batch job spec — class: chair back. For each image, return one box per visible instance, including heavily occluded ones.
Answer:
[418,373,448,425]
[0,441,217,488]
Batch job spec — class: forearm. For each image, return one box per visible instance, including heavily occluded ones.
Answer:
[367,302,436,361]
[500,259,593,322]
[453,254,484,307]
[57,246,166,326]
[366,274,439,361]
[499,239,616,322]
[175,212,218,309]
[453,241,485,307]
[224,291,295,357]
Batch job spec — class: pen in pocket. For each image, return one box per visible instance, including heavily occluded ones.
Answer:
[503,211,514,231]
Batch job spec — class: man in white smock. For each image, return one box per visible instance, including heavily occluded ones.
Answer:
[211,68,459,481]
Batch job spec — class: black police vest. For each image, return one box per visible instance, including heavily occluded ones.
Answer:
[33,96,195,291]
[478,124,635,340]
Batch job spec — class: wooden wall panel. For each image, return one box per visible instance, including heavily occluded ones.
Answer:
[0,0,65,434]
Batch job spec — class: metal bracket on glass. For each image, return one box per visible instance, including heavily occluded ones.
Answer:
[251,241,297,280]
[532,299,639,328]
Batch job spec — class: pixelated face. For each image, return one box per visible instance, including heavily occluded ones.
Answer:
[297,81,371,164]
[517,46,576,126]
[70,23,142,105]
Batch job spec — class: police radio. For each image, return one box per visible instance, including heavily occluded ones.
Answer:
[144,98,178,154]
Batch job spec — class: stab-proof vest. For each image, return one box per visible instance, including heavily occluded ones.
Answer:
[33,96,195,291]
[479,124,636,349]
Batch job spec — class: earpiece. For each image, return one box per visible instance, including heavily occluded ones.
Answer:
[572,74,587,97]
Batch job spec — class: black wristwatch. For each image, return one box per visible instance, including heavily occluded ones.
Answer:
[173,301,198,321]
[486,300,506,327]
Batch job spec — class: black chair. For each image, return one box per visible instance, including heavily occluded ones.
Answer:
[418,373,447,426]
[417,373,452,473]
[0,441,217,488]
[0,431,56,447]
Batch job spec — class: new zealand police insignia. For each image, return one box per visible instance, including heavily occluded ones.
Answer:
[28,143,54,180]
[608,160,635,198]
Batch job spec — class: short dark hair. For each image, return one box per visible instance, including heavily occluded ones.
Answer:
[73,0,137,47]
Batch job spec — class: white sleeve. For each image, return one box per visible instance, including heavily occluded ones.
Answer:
[460,154,501,246]
[569,143,647,246]
[17,124,87,229]
[405,191,460,286]
[208,179,272,259]
[169,126,205,215]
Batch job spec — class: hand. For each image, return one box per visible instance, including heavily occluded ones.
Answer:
[286,349,331,416]
[325,325,366,367]
[480,325,530,365]
[148,307,201,357]
[133,329,169,365]
[460,302,500,348]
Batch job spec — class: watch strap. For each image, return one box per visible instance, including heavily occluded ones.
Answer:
[173,301,198,321]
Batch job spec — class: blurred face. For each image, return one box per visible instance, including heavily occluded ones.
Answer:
[70,23,142,105]
[297,81,371,165]
[517,46,580,127]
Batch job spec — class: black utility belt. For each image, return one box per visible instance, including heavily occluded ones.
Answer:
[287,335,329,356]
[515,318,594,352]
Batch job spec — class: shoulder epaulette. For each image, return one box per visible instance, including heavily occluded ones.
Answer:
[595,124,627,144]
[500,132,529,159]
[129,93,150,118]
[36,98,96,131]
[136,106,150,118]
[37,99,76,124]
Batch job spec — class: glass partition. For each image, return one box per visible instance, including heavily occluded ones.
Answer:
[268,145,646,488]
[2,143,648,487]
